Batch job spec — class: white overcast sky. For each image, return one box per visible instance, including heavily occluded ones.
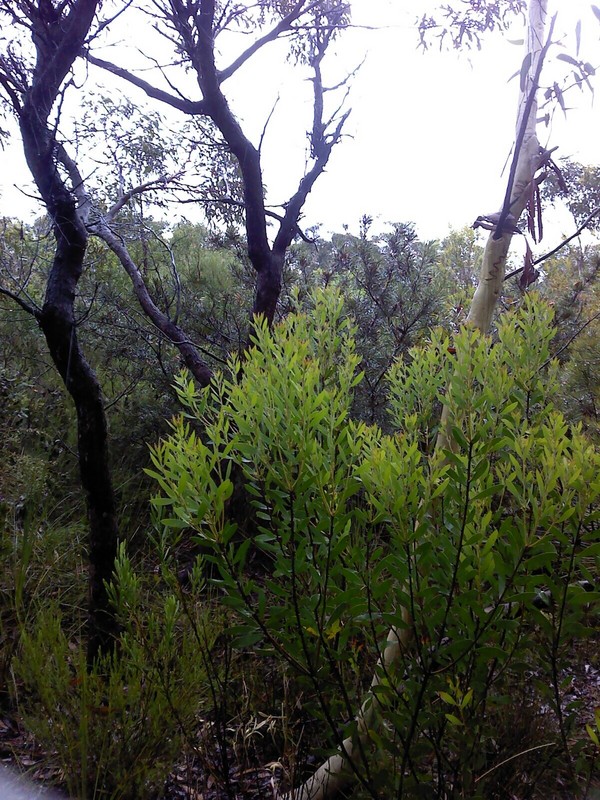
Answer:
[1,0,598,242]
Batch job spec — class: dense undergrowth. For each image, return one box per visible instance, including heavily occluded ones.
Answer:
[0,291,599,799]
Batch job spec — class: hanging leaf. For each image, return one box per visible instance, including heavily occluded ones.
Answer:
[575,19,581,55]
[549,159,568,194]
[527,182,536,240]
[557,53,579,67]
[518,241,539,290]
[554,82,566,115]
[592,5,600,23]
[520,52,532,91]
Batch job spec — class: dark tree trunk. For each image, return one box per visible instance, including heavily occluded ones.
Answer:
[40,300,120,662]
[10,0,120,664]
[253,252,284,324]
[21,122,120,663]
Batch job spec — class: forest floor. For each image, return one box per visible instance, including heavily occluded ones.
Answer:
[1,633,599,799]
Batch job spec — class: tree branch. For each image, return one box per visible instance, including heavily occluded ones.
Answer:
[0,285,41,318]
[217,0,308,82]
[540,308,600,370]
[504,206,600,281]
[272,39,351,257]
[89,218,213,386]
[85,52,208,114]
[104,174,182,221]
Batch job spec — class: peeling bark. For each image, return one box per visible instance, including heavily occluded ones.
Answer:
[467,0,549,334]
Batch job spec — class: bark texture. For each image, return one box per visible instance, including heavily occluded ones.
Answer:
[466,0,549,334]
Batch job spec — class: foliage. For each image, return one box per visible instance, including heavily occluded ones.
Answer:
[418,1,526,50]
[12,543,217,800]
[148,290,599,797]
[541,160,600,233]
[282,222,449,426]
[539,242,600,440]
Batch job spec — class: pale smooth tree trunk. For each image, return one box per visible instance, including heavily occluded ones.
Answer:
[466,0,548,334]
[281,2,549,798]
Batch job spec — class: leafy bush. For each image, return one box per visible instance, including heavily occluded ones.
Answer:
[12,544,218,800]
[149,290,599,798]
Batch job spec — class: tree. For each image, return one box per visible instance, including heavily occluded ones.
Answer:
[0,0,118,662]
[87,0,353,327]
[1,0,351,660]
[312,220,447,426]
[294,1,600,792]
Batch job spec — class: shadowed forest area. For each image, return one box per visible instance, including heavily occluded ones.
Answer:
[0,1,599,798]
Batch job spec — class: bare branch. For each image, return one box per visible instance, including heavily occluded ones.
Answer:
[218,0,308,82]
[540,308,600,371]
[139,219,183,324]
[0,71,23,112]
[0,285,41,317]
[258,94,280,157]
[85,52,208,114]
[504,206,600,281]
[91,0,135,41]
[272,38,352,256]
[104,174,182,221]
[89,218,213,386]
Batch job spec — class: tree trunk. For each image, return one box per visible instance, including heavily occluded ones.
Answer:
[253,251,284,326]
[13,0,120,663]
[466,1,548,334]
[24,149,120,663]
[437,0,549,453]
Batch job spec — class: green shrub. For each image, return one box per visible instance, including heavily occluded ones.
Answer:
[13,545,218,800]
[148,290,599,797]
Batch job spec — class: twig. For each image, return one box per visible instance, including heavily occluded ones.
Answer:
[539,308,600,370]
[504,207,600,282]
[0,286,41,318]
[474,743,554,783]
